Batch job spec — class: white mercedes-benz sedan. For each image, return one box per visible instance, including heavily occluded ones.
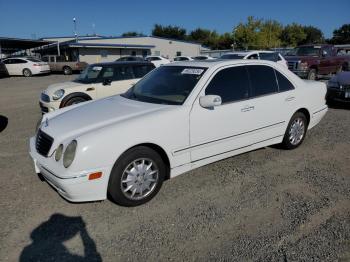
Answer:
[29,59,328,206]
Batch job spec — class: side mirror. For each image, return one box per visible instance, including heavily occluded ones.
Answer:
[103,79,112,86]
[199,95,222,108]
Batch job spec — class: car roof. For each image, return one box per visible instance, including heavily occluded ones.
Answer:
[223,50,276,56]
[167,59,281,69]
[90,61,153,67]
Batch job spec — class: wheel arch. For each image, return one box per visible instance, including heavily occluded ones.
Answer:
[59,92,92,108]
[117,143,171,181]
[295,108,310,125]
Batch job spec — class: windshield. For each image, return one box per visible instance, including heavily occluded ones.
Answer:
[220,54,245,59]
[288,46,321,56]
[75,65,102,83]
[122,66,207,105]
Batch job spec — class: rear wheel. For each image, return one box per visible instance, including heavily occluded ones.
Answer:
[108,146,165,206]
[63,66,72,75]
[63,96,87,107]
[282,112,308,149]
[307,69,317,80]
[23,68,32,77]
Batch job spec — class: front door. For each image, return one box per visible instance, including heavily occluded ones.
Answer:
[189,65,255,162]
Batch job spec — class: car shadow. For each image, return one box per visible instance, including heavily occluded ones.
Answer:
[327,101,350,110]
[19,213,102,262]
[0,115,8,132]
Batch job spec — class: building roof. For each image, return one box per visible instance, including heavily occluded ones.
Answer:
[68,42,155,49]
[0,37,52,54]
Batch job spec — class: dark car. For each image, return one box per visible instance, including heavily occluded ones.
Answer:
[116,56,144,62]
[327,71,350,103]
[0,61,8,77]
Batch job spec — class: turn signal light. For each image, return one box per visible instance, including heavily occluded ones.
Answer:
[88,172,102,180]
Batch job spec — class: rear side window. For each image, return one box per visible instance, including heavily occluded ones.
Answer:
[259,52,278,62]
[275,70,294,92]
[205,66,250,103]
[114,66,135,80]
[42,57,48,62]
[247,65,278,97]
[3,59,12,64]
[133,65,155,78]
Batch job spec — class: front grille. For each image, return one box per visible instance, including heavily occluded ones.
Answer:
[287,61,298,70]
[39,102,49,114]
[36,129,54,157]
[41,93,50,102]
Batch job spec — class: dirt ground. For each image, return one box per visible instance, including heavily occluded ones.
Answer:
[0,74,349,261]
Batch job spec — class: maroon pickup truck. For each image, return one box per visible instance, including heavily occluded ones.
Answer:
[285,44,350,80]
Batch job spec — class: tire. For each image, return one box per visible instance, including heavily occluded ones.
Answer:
[108,146,165,206]
[63,96,87,107]
[63,66,72,75]
[281,112,308,150]
[307,69,317,80]
[23,68,32,77]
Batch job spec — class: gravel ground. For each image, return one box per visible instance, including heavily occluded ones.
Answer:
[0,75,349,261]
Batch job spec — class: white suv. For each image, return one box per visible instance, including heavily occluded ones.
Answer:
[145,56,170,67]
[39,61,155,113]
[2,57,50,77]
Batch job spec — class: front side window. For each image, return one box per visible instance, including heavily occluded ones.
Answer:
[246,54,258,60]
[75,65,103,83]
[275,70,294,92]
[205,66,250,104]
[3,59,12,64]
[247,65,278,97]
[122,66,207,105]
[259,52,278,62]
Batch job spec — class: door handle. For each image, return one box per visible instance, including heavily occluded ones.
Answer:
[241,106,255,112]
[285,96,295,102]
[86,87,95,91]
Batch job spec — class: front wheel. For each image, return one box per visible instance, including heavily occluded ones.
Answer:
[307,69,317,80]
[63,66,72,75]
[62,96,87,107]
[282,112,308,149]
[108,146,165,206]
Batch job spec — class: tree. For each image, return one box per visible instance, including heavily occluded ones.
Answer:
[233,16,262,49]
[152,24,187,40]
[299,26,324,44]
[188,28,222,49]
[328,24,350,44]
[122,31,145,37]
[257,20,283,49]
[280,23,307,47]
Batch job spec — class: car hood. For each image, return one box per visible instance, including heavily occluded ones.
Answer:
[41,95,169,140]
[45,81,85,95]
[285,56,319,62]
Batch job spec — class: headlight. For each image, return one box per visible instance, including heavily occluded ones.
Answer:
[55,144,63,161]
[63,140,77,168]
[299,62,308,70]
[52,89,65,100]
[327,81,339,89]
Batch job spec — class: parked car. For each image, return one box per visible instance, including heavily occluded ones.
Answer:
[2,57,50,77]
[173,56,194,61]
[145,56,170,67]
[116,56,144,62]
[41,55,88,75]
[285,44,350,80]
[326,71,350,104]
[0,61,8,77]
[220,51,288,68]
[192,55,215,60]
[39,61,155,113]
[30,59,327,206]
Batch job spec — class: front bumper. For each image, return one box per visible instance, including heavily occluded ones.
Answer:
[327,88,350,103]
[39,100,60,114]
[29,136,109,202]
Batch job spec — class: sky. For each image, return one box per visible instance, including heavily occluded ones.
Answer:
[0,0,349,39]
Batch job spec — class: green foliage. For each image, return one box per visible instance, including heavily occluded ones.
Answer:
[300,26,325,44]
[152,24,187,40]
[122,32,145,37]
[281,23,307,47]
[328,24,350,44]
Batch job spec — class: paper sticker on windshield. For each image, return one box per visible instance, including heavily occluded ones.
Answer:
[181,68,204,75]
[92,66,102,71]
